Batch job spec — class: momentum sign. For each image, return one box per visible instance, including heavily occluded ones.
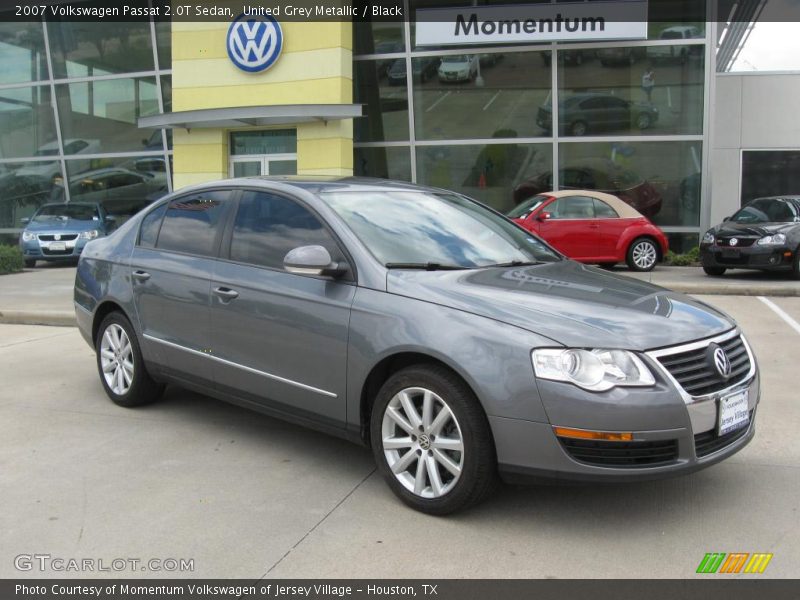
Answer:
[416,1,648,46]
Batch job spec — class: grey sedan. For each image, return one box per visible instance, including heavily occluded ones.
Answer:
[74,178,759,514]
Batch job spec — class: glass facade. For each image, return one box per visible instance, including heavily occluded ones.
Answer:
[0,19,171,236]
[355,13,710,250]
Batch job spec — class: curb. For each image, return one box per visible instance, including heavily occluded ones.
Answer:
[0,310,77,327]
[653,284,800,297]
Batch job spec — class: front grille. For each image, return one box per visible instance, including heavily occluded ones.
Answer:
[559,438,679,468]
[694,411,753,458]
[38,234,78,242]
[716,237,756,247]
[656,334,751,397]
[713,253,750,266]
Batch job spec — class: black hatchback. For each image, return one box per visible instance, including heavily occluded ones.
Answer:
[700,196,800,278]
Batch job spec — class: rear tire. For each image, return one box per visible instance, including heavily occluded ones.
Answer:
[703,266,727,277]
[95,312,164,407]
[370,365,497,515]
[626,237,658,271]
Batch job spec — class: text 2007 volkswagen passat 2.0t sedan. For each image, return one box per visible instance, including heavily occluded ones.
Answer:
[74,178,759,514]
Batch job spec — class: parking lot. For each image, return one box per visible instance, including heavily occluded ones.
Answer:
[0,292,797,579]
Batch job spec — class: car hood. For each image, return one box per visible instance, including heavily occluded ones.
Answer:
[25,219,98,233]
[713,221,797,237]
[386,261,734,351]
[440,61,470,70]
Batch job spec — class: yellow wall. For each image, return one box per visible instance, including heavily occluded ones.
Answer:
[171,19,353,189]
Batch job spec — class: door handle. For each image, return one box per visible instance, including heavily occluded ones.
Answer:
[132,270,151,282]
[213,287,239,301]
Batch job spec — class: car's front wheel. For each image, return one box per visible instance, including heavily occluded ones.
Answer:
[703,266,727,276]
[791,246,800,280]
[626,237,659,271]
[24,259,36,268]
[95,312,164,407]
[370,365,497,515]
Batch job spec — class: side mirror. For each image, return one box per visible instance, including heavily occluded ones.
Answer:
[537,211,551,222]
[104,215,116,224]
[284,245,346,278]
[723,215,731,222]
[20,217,30,225]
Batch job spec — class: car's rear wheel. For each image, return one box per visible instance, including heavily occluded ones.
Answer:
[703,266,727,276]
[626,237,659,271]
[95,312,164,407]
[370,365,497,515]
[24,259,36,268]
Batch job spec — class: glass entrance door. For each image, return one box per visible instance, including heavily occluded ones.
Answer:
[229,155,297,177]
[229,130,297,178]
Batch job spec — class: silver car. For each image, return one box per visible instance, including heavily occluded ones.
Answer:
[74,178,759,514]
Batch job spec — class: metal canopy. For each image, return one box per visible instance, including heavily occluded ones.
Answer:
[138,104,363,130]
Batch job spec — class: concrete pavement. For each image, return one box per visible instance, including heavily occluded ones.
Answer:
[0,295,798,578]
[1,263,798,328]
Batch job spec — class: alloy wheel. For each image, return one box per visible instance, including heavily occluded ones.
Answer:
[632,240,658,270]
[381,387,464,499]
[100,323,134,395]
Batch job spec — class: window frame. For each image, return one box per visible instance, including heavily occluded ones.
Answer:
[548,195,597,220]
[218,187,357,283]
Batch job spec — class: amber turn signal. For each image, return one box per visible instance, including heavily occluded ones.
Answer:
[553,427,633,442]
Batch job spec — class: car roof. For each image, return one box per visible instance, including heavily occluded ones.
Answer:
[545,190,644,218]
[39,202,99,208]
[176,176,446,196]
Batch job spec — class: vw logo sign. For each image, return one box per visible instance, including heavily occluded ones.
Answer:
[729,238,739,247]
[227,14,283,73]
[713,346,732,378]
[54,234,61,241]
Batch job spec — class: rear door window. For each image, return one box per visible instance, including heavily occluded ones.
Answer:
[155,191,232,257]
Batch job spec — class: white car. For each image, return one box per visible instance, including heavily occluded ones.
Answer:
[649,26,703,63]
[438,55,478,82]
[17,139,101,180]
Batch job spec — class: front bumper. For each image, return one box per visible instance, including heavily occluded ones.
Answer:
[21,235,91,261]
[493,333,760,483]
[700,243,794,271]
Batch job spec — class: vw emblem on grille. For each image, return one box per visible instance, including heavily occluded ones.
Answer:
[729,238,738,246]
[711,345,732,378]
[227,14,283,73]
[54,234,61,241]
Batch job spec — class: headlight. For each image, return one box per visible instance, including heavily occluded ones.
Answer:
[21,231,36,242]
[80,229,99,240]
[756,233,786,246]
[532,348,656,392]
[701,231,715,245]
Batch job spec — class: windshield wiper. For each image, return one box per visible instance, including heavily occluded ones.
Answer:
[481,260,543,268]
[385,262,470,271]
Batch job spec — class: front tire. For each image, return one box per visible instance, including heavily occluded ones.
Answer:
[703,266,727,276]
[24,259,36,268]
[626,237,659,271]
[370,365,497,515]
[570,120,588,136]
[95,312,164,407]
[791,247,800,280]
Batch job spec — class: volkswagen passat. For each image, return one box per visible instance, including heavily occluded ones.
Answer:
[74,178,759,514]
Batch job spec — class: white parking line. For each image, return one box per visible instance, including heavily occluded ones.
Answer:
[758,296,800,335]
[482,90,501,111]
[425,91,451,113]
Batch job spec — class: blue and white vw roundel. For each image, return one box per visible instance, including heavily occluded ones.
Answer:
[227,14,283,73]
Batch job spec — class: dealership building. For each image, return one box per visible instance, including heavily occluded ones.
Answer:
[1,1,798,252]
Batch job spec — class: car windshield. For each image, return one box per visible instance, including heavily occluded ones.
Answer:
[731,199,799,224]
[506,195,551,219]
[322,190,561,269]
[33,204,98,222]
